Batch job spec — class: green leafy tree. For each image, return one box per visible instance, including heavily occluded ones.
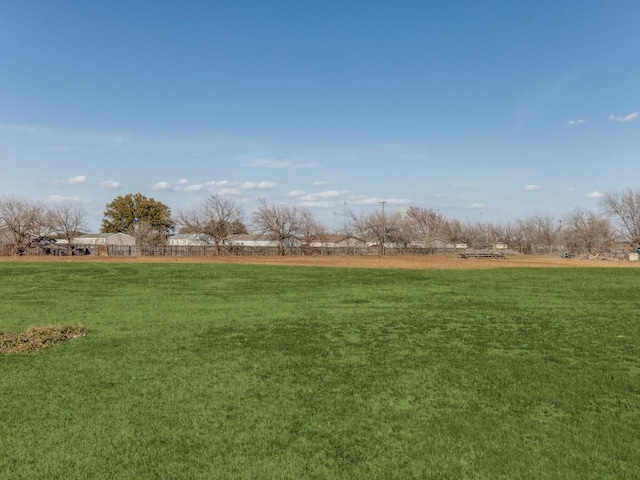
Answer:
[101,193,175,245]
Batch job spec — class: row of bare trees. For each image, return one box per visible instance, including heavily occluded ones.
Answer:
[0,198,87,254]
[2,188,640,256]
[335,208,608,255]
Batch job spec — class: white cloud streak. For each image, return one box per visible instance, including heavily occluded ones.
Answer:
[609,112,639,122]
[101,180,121,189]
[567,119,586,125]
[241,181,277,190]
[67,175,87,184]
[585,191,603,199]
[524,184,540,191]
[152,181,173,191]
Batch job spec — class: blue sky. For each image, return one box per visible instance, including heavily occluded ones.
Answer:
[1,0,638,231]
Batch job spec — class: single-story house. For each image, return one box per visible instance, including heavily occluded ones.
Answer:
[309,235,363,248]
[73,233,136,246]
[229,234,283,248]
[407,239,467,250]
[168,234,214,246]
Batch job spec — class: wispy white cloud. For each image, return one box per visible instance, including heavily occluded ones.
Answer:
[386,198,411,205]
[585,191,603,199]
[49,194,86,203]
[177,178,188,185]
[205,180,233,188]
[240,181,277,190]
[294,190,348,204]
[568,119,586,125]
[311,190,342,199]
[300,201,333,208]
[524,184,540,191]
[101,180,121,189]
[609,112,639,122]
[351,197,383,205]
[468,202,485,208]
[67,175,87,185]
[312,180,329,186]
[152,181,173,191]
[350,197,411,206]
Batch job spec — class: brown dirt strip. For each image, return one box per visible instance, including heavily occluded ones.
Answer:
[1,254,638,269]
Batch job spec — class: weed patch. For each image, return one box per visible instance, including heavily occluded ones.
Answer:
[0,324,86,354]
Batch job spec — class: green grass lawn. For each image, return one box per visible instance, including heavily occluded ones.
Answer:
[1,262,639,479]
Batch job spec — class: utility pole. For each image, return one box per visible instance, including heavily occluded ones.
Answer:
[379,200,386,255]
[343,201,348,238]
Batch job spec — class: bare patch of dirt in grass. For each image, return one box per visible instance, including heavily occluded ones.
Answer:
[0,254,638,269]
[0,324,86,354]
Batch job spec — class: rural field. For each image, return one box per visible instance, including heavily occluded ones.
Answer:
[1,256,639,479]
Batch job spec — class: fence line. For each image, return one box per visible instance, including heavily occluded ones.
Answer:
[103,244,473,257]
[0,242,633,259]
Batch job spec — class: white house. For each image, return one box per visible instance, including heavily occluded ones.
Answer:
[74,233,136,246]
[168,234,214,246]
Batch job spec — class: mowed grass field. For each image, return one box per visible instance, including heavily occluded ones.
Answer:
[1,262,639,479]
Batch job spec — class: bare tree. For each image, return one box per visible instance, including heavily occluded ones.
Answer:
[48,204,89,253]
[252,199,302,255]
[405,206,447,242]
[347,210,372,248]
[601,188,640,248]
[297,209,328,253]
[562,208,613,255]
[513,215,561,254]
[490,222,520,249]
[346,209,403,254]
[368,210,405,253]
[365,211,388,254]
[0,197,47,255]
[128,220,167,247]
[178,194,246,253]
[531,215,560,254]
[444,219,479,247]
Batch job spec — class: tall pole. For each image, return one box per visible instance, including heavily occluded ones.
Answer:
[379,200,386,255]
[343,201,348,237]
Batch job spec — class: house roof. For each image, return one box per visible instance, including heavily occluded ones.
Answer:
[77,233,134,239]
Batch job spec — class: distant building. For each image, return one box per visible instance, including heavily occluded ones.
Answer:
[74,233,136,246]
[229,234,281,248]
[168,234,214,246]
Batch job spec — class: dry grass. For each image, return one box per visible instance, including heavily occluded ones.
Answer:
[0,324,86,354]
